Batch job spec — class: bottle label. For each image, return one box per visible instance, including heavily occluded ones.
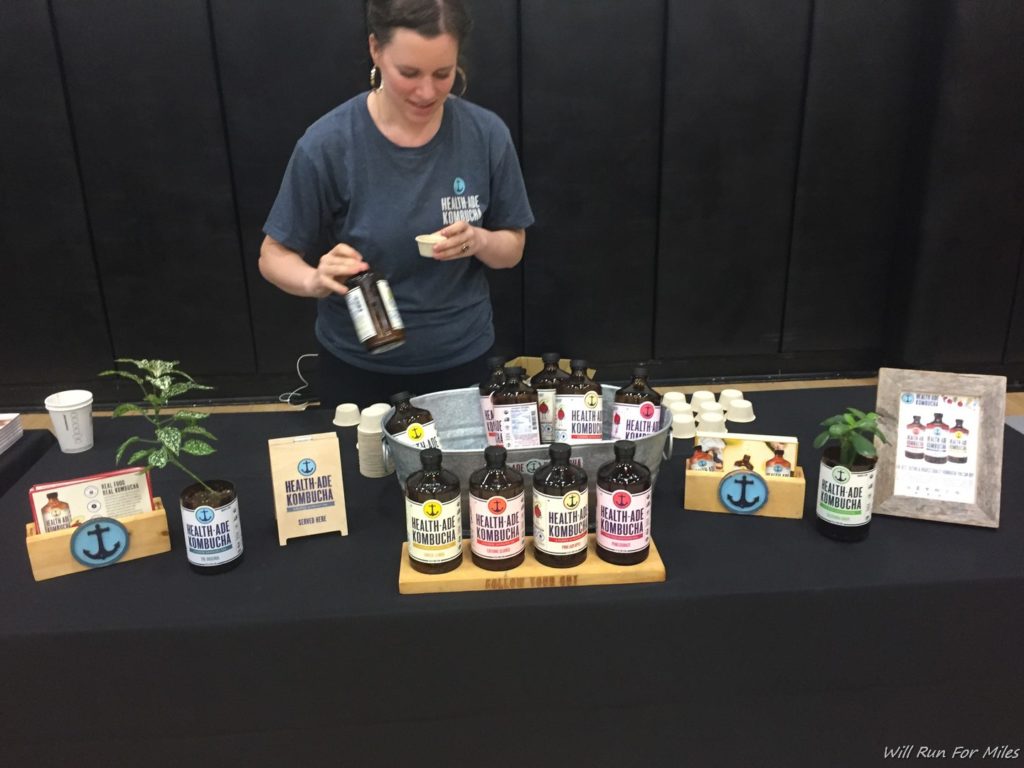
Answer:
[406,497,462,564]
[393,420,441,450]
[182,497,244,566]
[905,425,925,454]
[554,392,603,443]
[41,505,72,533]
[537,388,557,442]
[765,462,792,477]
[688,456,717,472]
[376,279,404,330]
[816,462,874,527]
[596,487,651,553]
[925,426,948,459]
[948,428,968,459]
[470,492,525,560]
[480,395,502,446]
[611,402,661,440]
[493,403,540,449]
[344,287,375,342]
[532,488,588,555]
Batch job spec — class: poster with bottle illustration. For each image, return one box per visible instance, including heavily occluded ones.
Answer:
[29,467,154,534]
[894,391,979,504]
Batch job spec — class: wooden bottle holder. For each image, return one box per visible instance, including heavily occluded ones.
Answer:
[25,497,172,581]
[684,468,806,519]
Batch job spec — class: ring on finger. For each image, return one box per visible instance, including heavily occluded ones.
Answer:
[461,243,470,253]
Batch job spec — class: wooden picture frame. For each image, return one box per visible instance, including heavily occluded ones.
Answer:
[874,368,1006,528]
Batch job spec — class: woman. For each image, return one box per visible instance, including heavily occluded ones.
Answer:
[259,0,533,408]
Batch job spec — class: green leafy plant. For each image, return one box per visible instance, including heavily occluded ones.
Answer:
[99,359,217,490]
[813,407,888,469]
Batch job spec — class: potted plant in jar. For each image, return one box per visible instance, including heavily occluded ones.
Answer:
[99,359,244,573]
[812,407,888,542]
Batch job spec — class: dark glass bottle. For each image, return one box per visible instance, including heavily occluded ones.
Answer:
[469,446,526,570]
[531,443,589,568]
[343,269,405,353]
[611,365,662,440]
[385,392,441,450]
[405,448,463,574]
[596,440,652,565]
[765,449,793,477]
[904,415,925,460]
[554,359,602,444]
[815,450,873,543]
[948,419,969,464]
[531,352,569,444]
[181,480,244,574]
[490,366,540,448]
[924,413,949,464]
[479,356,507,446]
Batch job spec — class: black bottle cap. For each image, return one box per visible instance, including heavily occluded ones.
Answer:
[484,445,507,467]
[614,440,636,461]
[504,366,525,378]
[632,365,648,378]
[541,352,561,364]
[486,355,507,369]
[570,358,588,371]
[390,391,414,405]
[549,443,571,462]
[934,413,943,420]
[344,271,372,289]
[420,448,442,470]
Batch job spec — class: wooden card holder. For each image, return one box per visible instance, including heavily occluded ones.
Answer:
[399,535,666,595]
[25,497,171,581]
[684,468,806,519]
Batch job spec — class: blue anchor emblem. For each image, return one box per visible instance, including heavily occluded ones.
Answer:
[196,506,216,524]
[70,517,129,568]
[298,458,317,476]
[718,471,769,514]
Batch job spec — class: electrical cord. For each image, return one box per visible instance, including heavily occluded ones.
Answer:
[279,353,318,409]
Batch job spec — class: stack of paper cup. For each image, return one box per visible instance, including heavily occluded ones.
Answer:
[358,403,393,478]
[670,405,696,438]
[44,389,94,453]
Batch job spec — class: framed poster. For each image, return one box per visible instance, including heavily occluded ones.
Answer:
[874,368,1006,528]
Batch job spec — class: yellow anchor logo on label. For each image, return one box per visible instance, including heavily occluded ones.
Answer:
[584,391,600,409]
[423,500,443,518]
[563,491,582,510]
[407,423,425,442]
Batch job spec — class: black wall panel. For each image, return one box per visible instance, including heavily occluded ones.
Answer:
[656,0,811,359]
[50,0,253,374]
[898,0,1024,368]
[462,0,524,357]
[521,0,663,366]
[784,0,939,353]
[0,1,111,385]
[211,0,367,372]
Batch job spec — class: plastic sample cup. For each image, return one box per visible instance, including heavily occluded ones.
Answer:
[415,234,446,257]
[44,389,94,453]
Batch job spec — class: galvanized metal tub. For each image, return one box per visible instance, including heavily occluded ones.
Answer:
[382,385,672,531]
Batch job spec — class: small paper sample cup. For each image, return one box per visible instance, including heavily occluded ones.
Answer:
[699,401,725,417]
[725,399,756,423]
[690,390,715,414]
[415,234,446,257]
[671,410,697,439]
[661,391,688,409]
[333,403,360,427]
[698,412,727,432]
[44,389,94,453]
[718,388,744,409]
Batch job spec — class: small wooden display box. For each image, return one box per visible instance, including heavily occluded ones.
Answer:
[399,535,666,595]
[25,498,171,581]
[685,468,806,519]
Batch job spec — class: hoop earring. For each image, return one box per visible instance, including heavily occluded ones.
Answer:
[369,65,382,91]
[455,66,468,97]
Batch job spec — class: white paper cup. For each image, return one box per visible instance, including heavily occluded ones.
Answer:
[671,410,697,439]
[718,388,744,409]
[690,390,715,414]
[726,399,756,423]
[44,389,94,453]
[698,412,727,432]
[661,391,688,409]
[699,401,725,417]
[360,403,390,431]
[333,403,360,427]
[415,234,446,257]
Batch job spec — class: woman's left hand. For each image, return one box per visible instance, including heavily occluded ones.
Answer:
[431,221,486,261]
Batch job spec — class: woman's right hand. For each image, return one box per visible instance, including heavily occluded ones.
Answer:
[306,243,370,298]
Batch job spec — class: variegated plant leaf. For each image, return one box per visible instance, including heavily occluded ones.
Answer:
[181,439,216,456]
[174,410,210,420]
[150,375,173,393]
[156,427,182,455]
[148,448,169,468]
[112,402,143,418]
[127,448,153,466]
[181,425,217,441]
[115,436,142,464]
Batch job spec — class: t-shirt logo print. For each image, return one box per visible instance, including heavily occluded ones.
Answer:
[453,177,466,195]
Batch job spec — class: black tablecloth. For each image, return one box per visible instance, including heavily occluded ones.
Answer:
[1,388,1021,767]
[0,429,55,497]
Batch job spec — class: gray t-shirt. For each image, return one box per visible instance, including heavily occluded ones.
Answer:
[264,93,534,373]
